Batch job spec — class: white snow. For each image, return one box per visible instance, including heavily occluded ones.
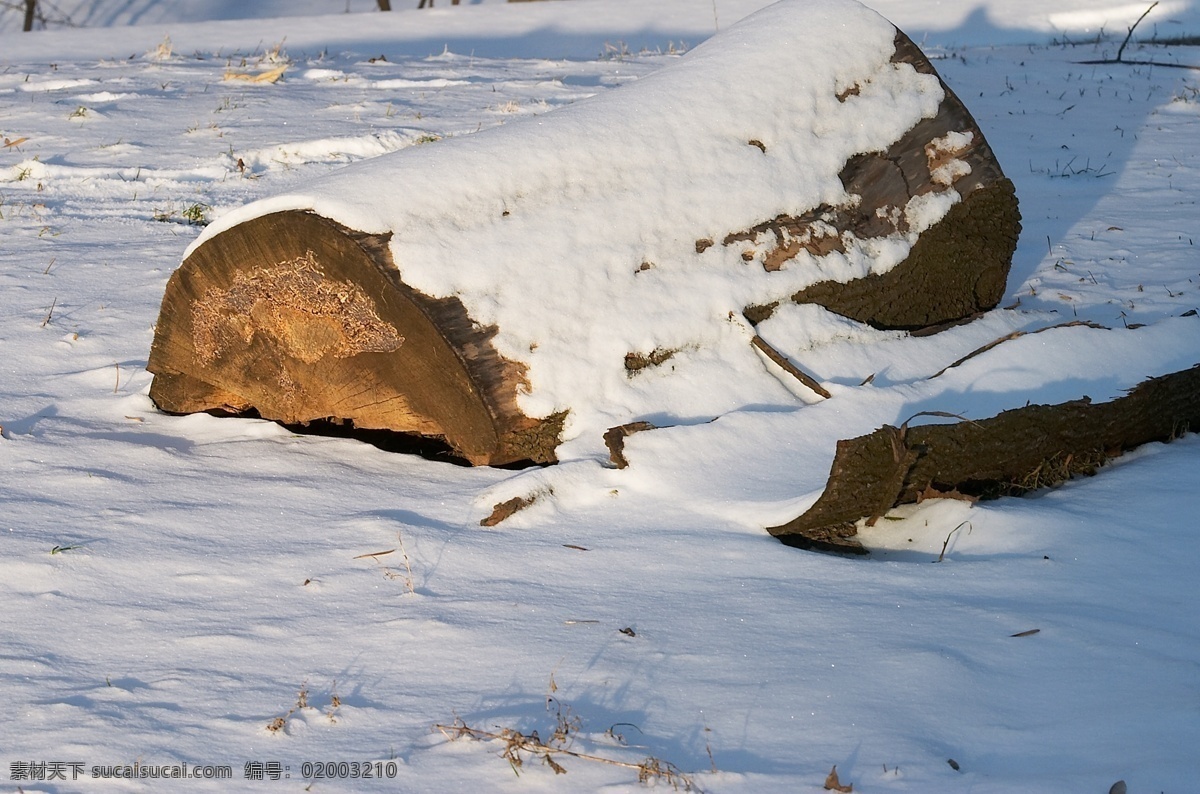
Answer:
[2,0,1200,792]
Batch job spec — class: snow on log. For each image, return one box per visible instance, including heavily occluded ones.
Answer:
[147,0,1019,466]
[768,364,1200,554]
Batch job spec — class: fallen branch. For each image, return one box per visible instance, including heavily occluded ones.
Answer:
[768,363,1200,553]
[930,320,1108,378]
[1118,2,1158,63]
[1074,2,1200,70]
[1074,58,1200,71]
[751,335,832,399]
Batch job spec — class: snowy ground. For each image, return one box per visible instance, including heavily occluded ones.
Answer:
[2,1,1199,792]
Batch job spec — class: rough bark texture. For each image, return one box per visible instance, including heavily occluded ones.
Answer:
[147,211,560,466]
[732,31,1021,330]
[768,364,1200,553]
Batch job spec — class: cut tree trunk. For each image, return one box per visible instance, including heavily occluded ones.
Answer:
[729,33,1020,330]
[147,0,1019,466]
[148,211,562,466]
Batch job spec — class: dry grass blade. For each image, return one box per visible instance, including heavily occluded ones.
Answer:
[353,549,395,559]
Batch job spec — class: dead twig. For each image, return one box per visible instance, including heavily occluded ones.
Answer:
[930,321,1109,378]
[751,335,831,399]
[41,296,56,327]
[1117,2,1158,63]
[1074,2,1200,69]
[936,521,971,562]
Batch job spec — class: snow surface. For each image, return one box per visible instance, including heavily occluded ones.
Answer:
[2,0,1200,792]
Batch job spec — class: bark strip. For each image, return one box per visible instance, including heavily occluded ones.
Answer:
[769,364,1200,553]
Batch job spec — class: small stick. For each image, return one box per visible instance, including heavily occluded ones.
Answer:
[41,296,56,327]
[396,529,415,594]
[936,521,971,562]
[751,335,832,399]
[113,362,120,393]
[1116,2,1157,63]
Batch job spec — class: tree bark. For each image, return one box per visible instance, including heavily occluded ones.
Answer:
[377,0,391,10]
[767,364,1200,554]
[23,0,37,32]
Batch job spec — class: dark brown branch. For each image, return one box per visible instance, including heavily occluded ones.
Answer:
[1118,2,1157,62]
[929,320,1108,378]
[768,363,1200,553]
[751,336,832,399]
[1074,2,1200,69]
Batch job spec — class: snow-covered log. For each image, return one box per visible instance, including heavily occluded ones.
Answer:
[147,0,1020,466]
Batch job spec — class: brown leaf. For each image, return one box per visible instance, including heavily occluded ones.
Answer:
[917,484,978,504]
[824,765,853,792]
